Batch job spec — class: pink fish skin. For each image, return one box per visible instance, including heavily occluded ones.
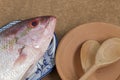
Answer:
[0,16,56,80]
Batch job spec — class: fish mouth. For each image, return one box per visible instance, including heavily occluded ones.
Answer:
[46,16,56,32]
[41,16,56,33]
[40,16,56,27]
[40,16,56,21]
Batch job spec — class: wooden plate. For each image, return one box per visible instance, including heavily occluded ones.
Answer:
[56,22,120,80]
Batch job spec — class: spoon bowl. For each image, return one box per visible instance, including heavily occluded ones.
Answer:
[96,38,120,65]
[80,40,100,72]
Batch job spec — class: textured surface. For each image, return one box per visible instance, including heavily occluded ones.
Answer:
[0,0,120,80]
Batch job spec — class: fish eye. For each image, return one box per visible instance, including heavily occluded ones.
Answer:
[29,20,39,28]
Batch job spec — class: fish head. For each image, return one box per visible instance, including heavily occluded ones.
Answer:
[0,16,56,80]
[16,16,56,49]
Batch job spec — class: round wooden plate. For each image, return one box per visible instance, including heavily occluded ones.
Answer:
[56,22,120,80]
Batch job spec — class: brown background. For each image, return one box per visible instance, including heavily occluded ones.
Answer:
[0,0,120,80]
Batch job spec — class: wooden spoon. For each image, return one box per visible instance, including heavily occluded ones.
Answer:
[81,40,100,72]
[79,38,120,80]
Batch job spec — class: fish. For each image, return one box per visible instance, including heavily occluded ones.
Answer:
[0,16,56,80]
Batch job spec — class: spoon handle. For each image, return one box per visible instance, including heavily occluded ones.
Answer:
[79,64,98,80]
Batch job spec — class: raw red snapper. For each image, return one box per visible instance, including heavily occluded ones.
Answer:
[0,16,56,80]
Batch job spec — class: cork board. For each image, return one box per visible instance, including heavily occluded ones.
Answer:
[0,0,120,80]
